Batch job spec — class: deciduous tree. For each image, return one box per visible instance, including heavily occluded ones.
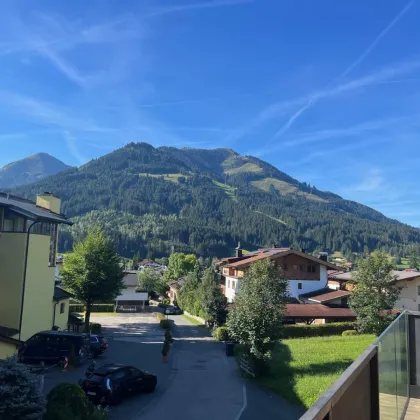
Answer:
[350,251,400,335]
[227,259,288,360]
[138,268,160,293]
[200,268,227,326]
[163,253,197,281]
[408,246,420,270]
[61,227,124,330]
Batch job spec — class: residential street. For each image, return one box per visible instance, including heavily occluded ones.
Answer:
[42,312,305,420]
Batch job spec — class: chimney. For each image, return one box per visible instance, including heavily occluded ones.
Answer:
[36,192,61,214]
[318,252,328,262]
[235,241,243,258]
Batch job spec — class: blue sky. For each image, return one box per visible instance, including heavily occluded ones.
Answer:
[0,0,419,226]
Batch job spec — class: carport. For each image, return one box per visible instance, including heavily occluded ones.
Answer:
[115,292,148,313]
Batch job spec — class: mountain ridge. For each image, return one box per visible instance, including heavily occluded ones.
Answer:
[11,142,420,258]
[0,152,71,188]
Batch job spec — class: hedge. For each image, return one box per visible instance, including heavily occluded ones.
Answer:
[69,304,115,313]
[342,329,358,336]
[282,322,356,338]
[213,326,229,342]
[154,312,166,321]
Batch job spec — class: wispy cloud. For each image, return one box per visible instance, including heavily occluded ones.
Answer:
[147,0,254,17]
[63,132,87,165]
[270,0,415,141]
[352,168,384,192]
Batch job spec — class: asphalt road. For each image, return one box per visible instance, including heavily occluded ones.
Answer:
[42,312,305,420]
[43,313,173,420]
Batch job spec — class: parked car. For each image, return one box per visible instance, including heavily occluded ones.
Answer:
[18,330,90,365]
[79,363,157,405]
[165,306,183,315]
[89,334,108,358]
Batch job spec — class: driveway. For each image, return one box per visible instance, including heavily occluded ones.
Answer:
[42,313,173,420]
[139,314,305,420]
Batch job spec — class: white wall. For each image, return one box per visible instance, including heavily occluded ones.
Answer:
[320,265,328,287]
[395,277,420,311]
[224,276,239,303]
[288,279,324,298]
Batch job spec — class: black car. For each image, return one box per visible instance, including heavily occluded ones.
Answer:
[89,335,108,358]
[18,331,90,365]
[79,363,157,405]
[164,306,182,315]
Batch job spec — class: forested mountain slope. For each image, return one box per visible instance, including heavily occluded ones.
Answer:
[0,153,71,188]
[14,143,420,258]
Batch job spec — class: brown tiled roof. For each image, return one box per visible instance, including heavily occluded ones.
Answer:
[226,249,340,270]
[285,304,355,319]
[299,288,351,303]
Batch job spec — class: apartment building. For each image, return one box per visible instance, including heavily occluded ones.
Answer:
[0,192,72,357]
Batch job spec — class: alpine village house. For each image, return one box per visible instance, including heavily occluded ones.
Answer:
[0,192,73,359]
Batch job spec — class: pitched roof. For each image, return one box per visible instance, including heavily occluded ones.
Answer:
[0,326,19,338]
[299,288,351,303]
[284,304,355,319]
[0,192,72,225]
[123,272,139,287]
[226,249,340,270]
[54,286,73,301]
[328,270,420,282]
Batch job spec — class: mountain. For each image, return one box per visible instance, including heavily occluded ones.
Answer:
[0,153,71,188]
[13,142,420,258]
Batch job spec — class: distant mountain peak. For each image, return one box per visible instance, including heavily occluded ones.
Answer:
[0,153,71,188]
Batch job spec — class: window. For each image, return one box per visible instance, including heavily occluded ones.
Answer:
[418,285,420,296]
[232,280,236,289]
[307,265,316,273]
[129,367,141,378]
[49,224,58,267]
[112,369,127,381]
[2,209,25,232]
[293,264,298,271]
[228,280,231,288]
[60,302,65,314]
[298,282,302,290]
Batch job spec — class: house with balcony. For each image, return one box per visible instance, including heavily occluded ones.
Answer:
[0,192,72,358]
[220,245,339,303]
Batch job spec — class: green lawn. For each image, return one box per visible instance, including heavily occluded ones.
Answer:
[212,180,237,201]
[138,173,189,183]
[182,313,205,326]
[257,334,376,408]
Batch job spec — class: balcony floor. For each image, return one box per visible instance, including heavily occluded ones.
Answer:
[405,398,420,420]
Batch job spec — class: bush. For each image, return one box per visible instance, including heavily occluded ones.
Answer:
[282,322,356,339]
[154,312,166,321]
[160,319,171,330]
[90,323,102,333]
[213,326,229,341]
[161,298,170,305]
[342,330,358,336]
[69,304,115,313]
[0,356,45,419]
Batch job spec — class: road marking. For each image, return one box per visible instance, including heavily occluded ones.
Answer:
[234,384,247,420]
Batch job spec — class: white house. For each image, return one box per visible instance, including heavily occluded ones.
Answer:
[220,247,339,303]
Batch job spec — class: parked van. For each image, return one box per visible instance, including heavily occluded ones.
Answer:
[18,330,90,365]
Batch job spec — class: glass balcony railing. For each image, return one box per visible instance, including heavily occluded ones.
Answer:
[300,310,420,420]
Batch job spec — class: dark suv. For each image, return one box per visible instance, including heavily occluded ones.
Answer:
[18,331,90,365]
[89,335,108,358]
[80,363,157,405]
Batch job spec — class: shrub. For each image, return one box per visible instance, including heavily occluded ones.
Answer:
[161,298,170,305]
[0,356,45,420]
[160,319,171,330]
[282,322,356,339]
[90,323,102,334]
[342,330,358,336]
[68,344,78,368]
[45,383,90,420]
[69,304,115,313]
[213,326,230,341]
[154,312,166,321]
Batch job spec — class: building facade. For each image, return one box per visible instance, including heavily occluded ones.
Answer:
[0,192,72,357]
[220,247,339,303]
